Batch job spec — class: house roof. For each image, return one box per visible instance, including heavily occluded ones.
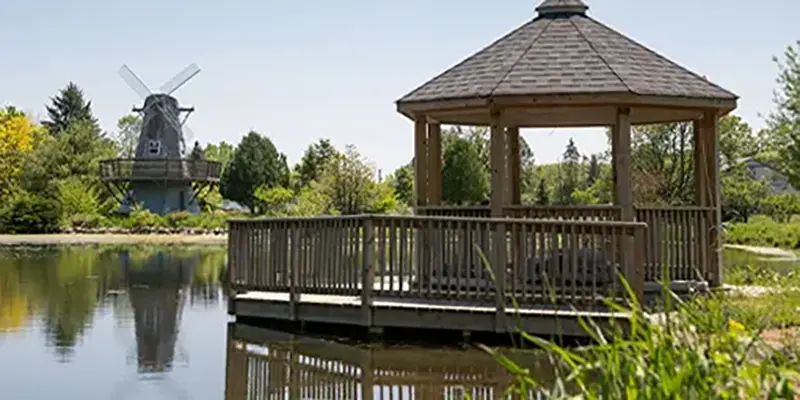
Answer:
[397,0,737,106]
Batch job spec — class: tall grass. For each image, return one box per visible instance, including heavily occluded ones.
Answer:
[479,261,800,398]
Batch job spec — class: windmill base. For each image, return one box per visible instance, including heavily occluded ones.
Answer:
[120,183,202,215]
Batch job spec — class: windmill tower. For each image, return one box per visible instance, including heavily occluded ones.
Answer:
[100,63,221,215]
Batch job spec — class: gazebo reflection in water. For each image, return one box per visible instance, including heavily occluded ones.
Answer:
[224,323,553,400]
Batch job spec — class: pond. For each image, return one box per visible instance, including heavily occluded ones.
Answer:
[0,245,783,399]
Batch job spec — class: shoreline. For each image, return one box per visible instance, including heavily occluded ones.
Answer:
[0,235,795,254]
[724,244,798,259]
[0,233,228,246]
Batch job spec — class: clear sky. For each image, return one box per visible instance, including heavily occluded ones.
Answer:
[1,0,797,173]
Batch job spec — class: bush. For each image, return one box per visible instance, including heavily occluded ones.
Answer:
[165,211,199,228]
[118,209,167,231]
[0,190,61,233]
[65,213,110,230]
[725,215,800,248]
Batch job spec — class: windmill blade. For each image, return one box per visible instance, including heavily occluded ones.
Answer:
[118,64,153,99]
[160,63,201,95]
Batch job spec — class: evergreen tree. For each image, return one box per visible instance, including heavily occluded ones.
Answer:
[390,164,414,205]
[43,82,98,136]
[294,139,339,188]
[221,131,289,210]
[554,138,581,204]
[771,41,800,186]
[585,154,600,188]
[189,141,204,160]
[535,178,549,205]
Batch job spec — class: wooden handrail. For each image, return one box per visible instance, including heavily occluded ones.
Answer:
[227,214,647,315]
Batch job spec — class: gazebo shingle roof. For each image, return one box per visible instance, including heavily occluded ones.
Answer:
[398,0,736,105]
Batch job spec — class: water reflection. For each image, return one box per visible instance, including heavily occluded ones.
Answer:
[122,251,196,374]
[0,245,226,376]
[225,323,553,400]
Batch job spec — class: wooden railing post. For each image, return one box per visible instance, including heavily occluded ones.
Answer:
[631,226,646,306]
[289,224,299,321]
[361,216,375,326]
[493,221,507,333]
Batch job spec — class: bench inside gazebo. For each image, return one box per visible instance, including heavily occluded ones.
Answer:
[227,0,738,323]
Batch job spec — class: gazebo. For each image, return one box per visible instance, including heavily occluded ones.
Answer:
[396,0,737,287]
[225,0,739,335]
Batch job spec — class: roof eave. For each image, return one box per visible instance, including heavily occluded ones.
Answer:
[397,93,738,117]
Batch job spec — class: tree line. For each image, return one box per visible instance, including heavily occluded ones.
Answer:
[0,41,798,233]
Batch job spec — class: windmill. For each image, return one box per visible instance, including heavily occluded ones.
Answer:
[99,63,221,215]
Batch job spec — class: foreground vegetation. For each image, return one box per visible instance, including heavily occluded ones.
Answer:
[488,261,800,398]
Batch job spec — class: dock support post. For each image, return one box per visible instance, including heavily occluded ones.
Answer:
[362,217,376,327]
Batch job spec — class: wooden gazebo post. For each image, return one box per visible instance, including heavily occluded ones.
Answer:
[695,111,722,286]
[413,115,428,211]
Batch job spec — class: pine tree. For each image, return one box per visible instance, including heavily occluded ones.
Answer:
[771,41,800,186]
[585,154,600,188]
[554,138,582,204]
[535,178,549,205]
[43,82,98,136]
[189,141,204,160]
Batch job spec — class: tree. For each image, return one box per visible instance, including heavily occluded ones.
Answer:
[554,138,582,204]
[519,138,539,202]
[19,119,116,197]
[770,41,800,186]
[204,141,235,172]
[220,131,289,210]
[43,82,98,136]
[631,122,694,205]
[295,139,339,188]
[535,178,549,205]
[388,163,414,205]
[721,166,770,222]
[0,108,42,194]
[189,141,203,160]
[441,135,489,205]
[318,145,379,214]
[585,154,600,188]
[113,114,141,158]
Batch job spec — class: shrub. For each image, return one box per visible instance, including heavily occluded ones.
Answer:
[119,208,167,231]
[65,213,110,230]
[165,211,199,228]
[0,190,61,233]
[725,215,800,248]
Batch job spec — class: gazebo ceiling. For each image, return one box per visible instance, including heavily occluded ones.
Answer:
[396,0,738,127]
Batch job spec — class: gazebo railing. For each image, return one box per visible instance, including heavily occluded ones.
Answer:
[228,214,646,310]
[417,205,716,284]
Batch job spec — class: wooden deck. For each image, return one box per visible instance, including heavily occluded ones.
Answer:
[232,290,632,337]
[226,212,713,338]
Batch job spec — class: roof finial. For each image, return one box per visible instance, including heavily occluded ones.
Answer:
[536,0,589,16]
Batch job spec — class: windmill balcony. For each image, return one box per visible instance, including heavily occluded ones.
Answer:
[100,158,222,183]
